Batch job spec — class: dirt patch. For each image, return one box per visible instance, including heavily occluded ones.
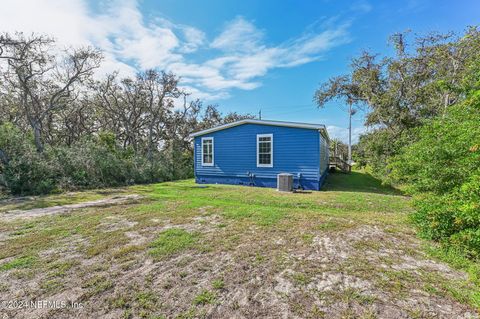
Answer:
[98,216,138,232]
[0,195,36,206]
[0,231,11,242]
[276,225,478,318]
[39,235,88,260]
[0,193,477,318]
[124,231,149,246]
[0,195,142,221]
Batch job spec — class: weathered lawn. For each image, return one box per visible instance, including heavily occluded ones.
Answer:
[0,172,479,318]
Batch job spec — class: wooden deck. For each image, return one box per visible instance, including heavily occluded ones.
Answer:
[329,156,352,173]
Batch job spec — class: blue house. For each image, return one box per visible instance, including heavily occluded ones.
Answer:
[190,119,330,191]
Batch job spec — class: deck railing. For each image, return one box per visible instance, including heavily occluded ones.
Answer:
[329,156,352,173]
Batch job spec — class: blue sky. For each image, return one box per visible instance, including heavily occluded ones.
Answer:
[1,0,478,142]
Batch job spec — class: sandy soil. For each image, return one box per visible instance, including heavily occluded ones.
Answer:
[0,202,478,318]
[0,195,142,220]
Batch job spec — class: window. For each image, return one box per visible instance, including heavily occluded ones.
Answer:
[201,137,214,166]
[257,134,273,167]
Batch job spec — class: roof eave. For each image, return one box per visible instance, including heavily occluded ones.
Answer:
[189,119,327,138]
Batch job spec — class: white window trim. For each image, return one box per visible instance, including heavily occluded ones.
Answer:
[256,134,273,168]
[201,137,214,166]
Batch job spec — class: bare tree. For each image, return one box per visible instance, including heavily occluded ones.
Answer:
[51,96,98,146]
[94,70,183,157]
[140,70,181,161]
[0,32,102,152]
[94,73,147,151]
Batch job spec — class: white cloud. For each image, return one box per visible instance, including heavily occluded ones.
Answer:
[203,17,350,91]
[350,0,373,14]
[179,26,206,53]
[0,1,351,101]
[211,17,265,53]
[327,125,366,144]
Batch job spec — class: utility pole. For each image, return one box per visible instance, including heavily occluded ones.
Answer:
[259,109,262,120]
[348,103,352,164]
[347,103,357,165]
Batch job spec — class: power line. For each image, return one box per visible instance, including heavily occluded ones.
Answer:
[253,105,318,116]
[224,102,369,121]
[226,103,317,112]
[256,103,316,111]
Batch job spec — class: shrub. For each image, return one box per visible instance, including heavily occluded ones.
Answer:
[0,123,58,194]
[0,124,193,195]
[390,91,480,258]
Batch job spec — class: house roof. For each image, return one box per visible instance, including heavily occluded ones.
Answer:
[189,119,329,140]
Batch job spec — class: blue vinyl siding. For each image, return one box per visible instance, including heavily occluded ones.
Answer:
[319,132,329,188]
[194,123,328,190]
[319,132,329,174]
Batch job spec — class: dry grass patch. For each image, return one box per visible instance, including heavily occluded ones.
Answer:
[0,174,478,318]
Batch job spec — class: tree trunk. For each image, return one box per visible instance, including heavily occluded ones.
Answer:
[443,93,450,118]
[147,126,154,162]
[348,104,352,164]
[32,121,44,153]
[0,149,9,165]
[147,115,158,162]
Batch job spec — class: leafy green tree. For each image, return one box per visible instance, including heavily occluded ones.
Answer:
[315,27,480,177]
[0,33,254,195]
[390,87,480,258]
[329,138,348,160]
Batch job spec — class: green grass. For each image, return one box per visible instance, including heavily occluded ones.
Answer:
[423,244,480,306]
[324,170,403,195]
[40,279,64,293]
[291,272,311,286]
[193,290,216,305]
[149,228,198,259]
[135,291,158,310]
[130,173,409,229]
[47,259,79,277]
[212,279,225,290]
[83,275,114,297]
[0,255,36,271]
[1,171,479,316]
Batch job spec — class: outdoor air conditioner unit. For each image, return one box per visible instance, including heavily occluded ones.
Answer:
[277,173,293,192]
